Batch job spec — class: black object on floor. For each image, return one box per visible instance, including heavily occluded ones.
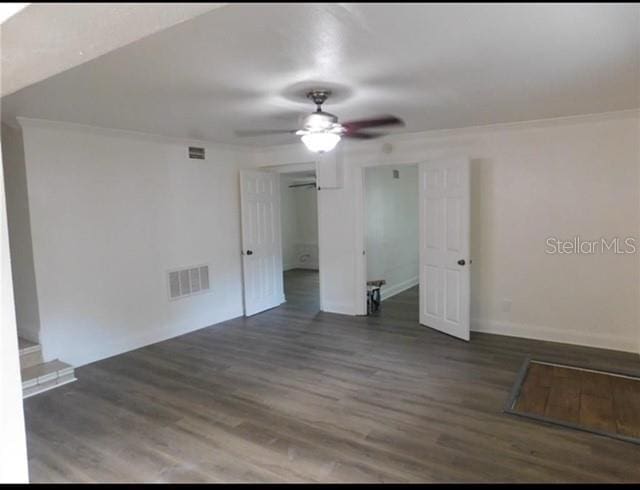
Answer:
[366,279,386,315]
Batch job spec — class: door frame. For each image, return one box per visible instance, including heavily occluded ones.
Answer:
[354,157,471,321]
[257,161,323,311]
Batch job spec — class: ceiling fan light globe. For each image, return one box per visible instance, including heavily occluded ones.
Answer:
[301,132,341,153]
[303,111,338,131]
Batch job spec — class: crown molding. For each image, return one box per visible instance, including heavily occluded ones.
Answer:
[15,116,251,154]
[394,108,640,141]
[253,108,640,159]
[13,108,638,159]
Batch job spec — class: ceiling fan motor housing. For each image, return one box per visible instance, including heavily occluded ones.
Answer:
[307,89,331,108]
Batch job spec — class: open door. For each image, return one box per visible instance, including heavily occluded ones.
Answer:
[240,170,285,316]
[419,158,470,340]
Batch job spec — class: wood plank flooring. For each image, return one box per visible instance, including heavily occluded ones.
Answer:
[513,361,640,440]
[24,270,640,482]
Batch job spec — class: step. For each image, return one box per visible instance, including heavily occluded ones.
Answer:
[21,359,76,399]
[19,337,43,369]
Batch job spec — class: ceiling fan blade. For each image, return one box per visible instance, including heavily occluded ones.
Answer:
[343,132,386,140]
[234,129,297,137]
[342,115,405,133]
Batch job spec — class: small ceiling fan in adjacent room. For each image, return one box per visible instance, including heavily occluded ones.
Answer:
[235,89,405,153]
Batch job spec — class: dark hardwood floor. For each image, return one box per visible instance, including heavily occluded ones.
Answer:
[24,270,640,482]
[283,268,320,312]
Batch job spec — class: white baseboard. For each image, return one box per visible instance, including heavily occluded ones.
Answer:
[306,290,638,354]
[471,318,637,354]
[321,301,356,315]
[50,306,245,367]
[380,276,419,301]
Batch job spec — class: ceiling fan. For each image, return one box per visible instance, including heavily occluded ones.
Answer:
[235,89,405,153]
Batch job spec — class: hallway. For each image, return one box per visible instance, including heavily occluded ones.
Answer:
[283,269,419,325]
[283,269,320,312]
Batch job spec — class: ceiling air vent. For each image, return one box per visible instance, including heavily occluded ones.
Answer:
[188,146,205,159]
[168,264,210,300]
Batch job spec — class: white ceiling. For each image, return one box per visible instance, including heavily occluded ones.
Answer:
[0,4,29,25]
[2,3,639,146]
[0,3,224,97]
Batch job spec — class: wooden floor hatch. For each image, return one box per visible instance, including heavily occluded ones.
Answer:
[505,358,640,445]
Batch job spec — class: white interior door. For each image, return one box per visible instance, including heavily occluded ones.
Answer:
[419,158,470,340]
[240,170,284,316]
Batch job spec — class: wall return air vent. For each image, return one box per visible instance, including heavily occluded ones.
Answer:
[168,265,210,300]
[188,146,205,159]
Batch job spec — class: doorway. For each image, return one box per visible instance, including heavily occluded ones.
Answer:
[279,170,320,311]
[358,158,472,340]
[239,164,322,317]
[364,164,420,320]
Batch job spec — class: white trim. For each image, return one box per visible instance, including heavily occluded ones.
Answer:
[15,116,248,152]
[13,110,640,157]
[321,301,357,316]
[353,165,367,315]
[380,276,419,301]
[471,319,637,354]
[378,108,640,143]
[315,163,327,313]
[70,309,244,367]
[267,160,323,309]
[356,161,438,317]
[251,109,640,161]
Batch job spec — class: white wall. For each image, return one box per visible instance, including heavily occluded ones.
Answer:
[280,176,318,270]
[8,110,640,371]
[365,165,419,299]
[280,175,298,270]
[1,124,40,343]
[17,119,247,366]
[0,134,29,483]
[254,110,640,353]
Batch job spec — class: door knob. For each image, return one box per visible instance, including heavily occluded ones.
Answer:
[246,250,253,256]
[457,259,465,266]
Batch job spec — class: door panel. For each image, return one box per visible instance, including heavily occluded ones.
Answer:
[240,170,284,316]
[419,159,470,340]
